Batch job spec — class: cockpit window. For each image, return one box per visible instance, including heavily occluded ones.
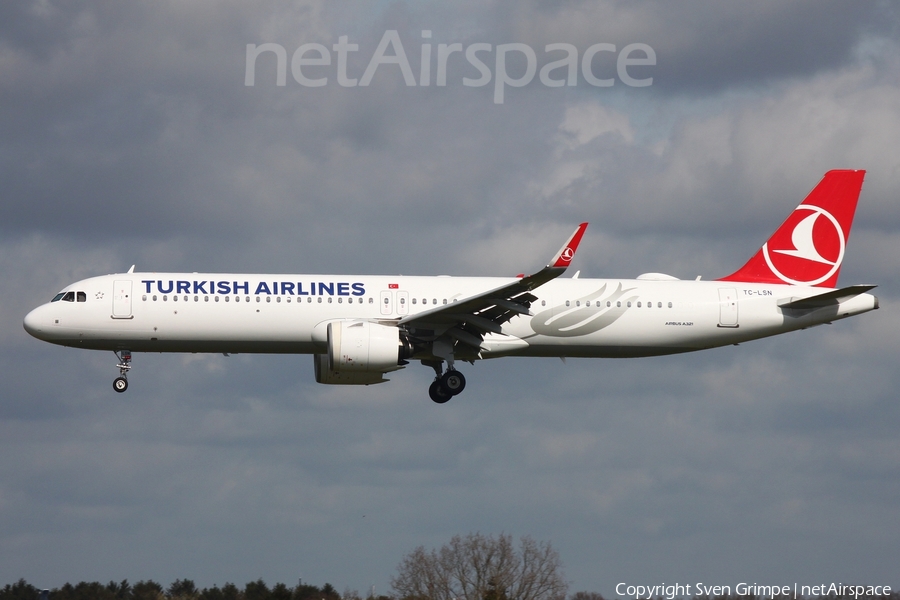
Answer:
[51,293,65,302]
[77,291,86,302]
[62,291,75,302]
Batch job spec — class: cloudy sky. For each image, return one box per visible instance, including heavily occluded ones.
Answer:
[2,0,899,595]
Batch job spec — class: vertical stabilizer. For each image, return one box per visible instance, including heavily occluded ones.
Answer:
[719,170,865,288]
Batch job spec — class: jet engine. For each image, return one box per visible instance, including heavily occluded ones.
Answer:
[313,320,411,385]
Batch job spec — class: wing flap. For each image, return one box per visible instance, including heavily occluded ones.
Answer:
[446,313,504,335]
[446,327,487,350]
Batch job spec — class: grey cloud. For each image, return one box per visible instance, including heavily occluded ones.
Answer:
[510,0,881,92]
[2,1,899,596]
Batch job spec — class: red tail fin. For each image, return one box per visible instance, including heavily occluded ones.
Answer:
[719,170,865,288]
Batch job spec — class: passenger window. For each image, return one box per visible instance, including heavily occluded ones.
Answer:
[153,295,158,301]
[368,298,373,304]
[204,296,209,302]
[384,297,389,304]
[246,296,250,303]
[347,297,352,304]
[668,302,673,308]
[308,297,313,303]
[607,301,611,307]
[541,300,546,306]
[142,295,147,301]
[565,300,570,307]
[62,291,75,302]
[163,295,169,302]
[77,292,86,302]
[317,297,322,303]
[194,296,199,302]
[327,297,332,303]
[277,297,281,303]
[337,297,342,304]
[214,296,218,302]
[412,298,417,304]
[616,301,621,308]
[637,302,641,307]
[585,300,590,307]
[225,296,229,302]
[658,302,662,308]
[576,301,580,307]
[627,301,632,307]
[266,297,271,303]
[433,299,437,305]
[286,297,291,303]
[400,298,405,305]
[443,299,447,305]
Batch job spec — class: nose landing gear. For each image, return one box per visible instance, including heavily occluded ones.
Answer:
[113,350,131,393]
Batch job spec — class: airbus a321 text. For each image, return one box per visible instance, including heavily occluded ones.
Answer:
[24,170,878,403]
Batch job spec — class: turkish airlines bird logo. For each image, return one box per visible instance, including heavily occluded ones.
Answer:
[763,205,845,286]
[560,247,575,262]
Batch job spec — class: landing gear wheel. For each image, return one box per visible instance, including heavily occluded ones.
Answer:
[440,370,466,396]
[429,380,451,404]
[113,350,132,393]
[113,377,128,393]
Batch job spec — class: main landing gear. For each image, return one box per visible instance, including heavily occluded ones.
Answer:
[426,362,467,404]
[113,350,131,393]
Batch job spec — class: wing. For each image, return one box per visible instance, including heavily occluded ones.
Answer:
[398,223,588,359]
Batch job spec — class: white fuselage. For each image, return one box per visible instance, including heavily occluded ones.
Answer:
[23,272,878,358]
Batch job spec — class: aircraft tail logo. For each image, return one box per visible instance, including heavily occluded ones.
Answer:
[720,170,865,288]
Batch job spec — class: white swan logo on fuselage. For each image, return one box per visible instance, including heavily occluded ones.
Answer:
[528,283,639,338]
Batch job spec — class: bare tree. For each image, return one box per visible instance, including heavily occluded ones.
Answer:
[570,592,605,600]
[391,533,567,600]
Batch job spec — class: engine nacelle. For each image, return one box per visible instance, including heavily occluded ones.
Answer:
[328,320,407,371]
[313,354,389,385]
[313,321,411,385]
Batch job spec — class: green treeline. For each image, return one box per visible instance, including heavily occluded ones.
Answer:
[0,579,374,600]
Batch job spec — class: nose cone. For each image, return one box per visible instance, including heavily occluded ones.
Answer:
[23,306,46,339]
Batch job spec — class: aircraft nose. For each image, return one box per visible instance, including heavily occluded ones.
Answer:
[23,306,45,338]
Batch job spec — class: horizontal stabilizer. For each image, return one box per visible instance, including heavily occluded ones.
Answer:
[778,284,877,310]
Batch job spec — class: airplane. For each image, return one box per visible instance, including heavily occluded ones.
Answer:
[23,170,878,403]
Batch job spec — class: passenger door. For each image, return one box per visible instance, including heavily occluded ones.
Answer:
[379,290,393,316]
[112,280,133,319]
[717,287,738,328]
